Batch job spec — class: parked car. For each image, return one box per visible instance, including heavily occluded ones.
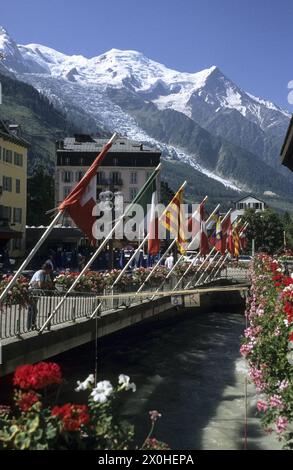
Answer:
[237,255,252,264]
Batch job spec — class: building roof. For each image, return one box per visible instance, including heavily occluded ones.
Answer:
[56,135,161,155]
[234,194,266,205]
[280,115,293,171]
[0,119,30,149]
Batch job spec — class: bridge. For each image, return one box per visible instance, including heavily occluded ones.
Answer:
[0,266,249,376]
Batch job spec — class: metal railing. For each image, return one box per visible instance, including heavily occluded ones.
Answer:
[0,265,248,340]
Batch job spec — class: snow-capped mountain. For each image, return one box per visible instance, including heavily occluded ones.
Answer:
[0,26,291,200]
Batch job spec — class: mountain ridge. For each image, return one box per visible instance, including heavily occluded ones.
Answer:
[0,26,292,209]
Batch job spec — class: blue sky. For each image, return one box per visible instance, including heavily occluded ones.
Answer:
[1,0,292,109]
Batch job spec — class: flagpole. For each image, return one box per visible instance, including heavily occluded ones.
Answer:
[135,195,209,296]
[202,250,224,284]
[170,203,220,291]
[112,180,187,290]
[0,211,63,303]
[205,218,247,284]
[184,208,232,289]
[0,133,118,305]
[135,239,176,295]
[213,252,230,279]
[112,235,148,288]
[39,163,162,332]
[194,249,222,286]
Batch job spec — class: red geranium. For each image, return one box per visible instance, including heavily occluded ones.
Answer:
[51,403,89,432]
[284,302,293,324]
[16,391,40,412]
[14,362,62,390]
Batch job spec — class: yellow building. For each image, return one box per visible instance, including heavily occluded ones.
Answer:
[0,120,29,260]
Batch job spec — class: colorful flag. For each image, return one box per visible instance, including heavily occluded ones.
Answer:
[227,216,235,255]
[215,215,222,252]
[209,211,220,247]
[161,186,187,254]
[233,226,240,257]
[239,225,247,251]
[200,207,210,255]
[58,140,113,244]
[147,175,160,255]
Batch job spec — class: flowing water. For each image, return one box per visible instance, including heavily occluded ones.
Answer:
[53,310,282,450]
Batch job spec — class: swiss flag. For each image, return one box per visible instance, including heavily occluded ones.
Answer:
[58,139,113,244]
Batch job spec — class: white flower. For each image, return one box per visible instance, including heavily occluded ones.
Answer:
[75,374,95,392]
[91,380,113,403]
[118,374,136,392]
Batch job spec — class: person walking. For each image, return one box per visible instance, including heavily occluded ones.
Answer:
[27,262,54,330]
[165,253,174,270]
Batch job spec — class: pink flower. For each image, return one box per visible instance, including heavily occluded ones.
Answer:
[240,343,253,357]
[275,417,288,434]
[269,394,284,410]
[257,400,268,412]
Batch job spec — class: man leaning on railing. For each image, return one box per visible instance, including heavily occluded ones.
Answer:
[27,263,54,330]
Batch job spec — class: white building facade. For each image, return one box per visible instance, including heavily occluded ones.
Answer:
[231,195,265,222]
[55,135,161,227]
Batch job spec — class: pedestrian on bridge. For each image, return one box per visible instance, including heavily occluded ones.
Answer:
[27,262,54,330]
[165,253,174,270]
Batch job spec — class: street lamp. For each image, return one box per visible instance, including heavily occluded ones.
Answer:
[98,190,123,269]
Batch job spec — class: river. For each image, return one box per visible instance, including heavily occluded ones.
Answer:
[53,309,281,450]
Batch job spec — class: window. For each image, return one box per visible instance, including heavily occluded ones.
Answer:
[130,172,137,184]
[113,157,118,166]
[3,149,12,163]
[3,176,12,192]
[62,171,72,183]
[14,152,23,166]
[16,179,20,193]
[0,205,11,223]
[63,187,72,198]
[65,157,70,165]
[13,208,22,224]
[110,171,121,185]
[130,187,138,200]
[97,171,106,185]
[76,171,84,182]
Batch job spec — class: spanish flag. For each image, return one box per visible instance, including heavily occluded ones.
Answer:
[161,186,187,254]
[233,226,240,257]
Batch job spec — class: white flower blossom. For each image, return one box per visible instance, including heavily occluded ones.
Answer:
[91,380,113,403]
[75,374,95,392]
[118,374,136,392]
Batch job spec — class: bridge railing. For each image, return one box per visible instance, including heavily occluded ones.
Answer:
[0,264,248,340]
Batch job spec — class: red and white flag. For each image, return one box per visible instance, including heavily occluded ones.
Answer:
[148,176,160,255]
[227,216,235,255]
[58,139,113,244]
[200,204,209,255]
